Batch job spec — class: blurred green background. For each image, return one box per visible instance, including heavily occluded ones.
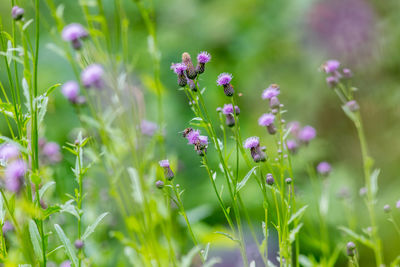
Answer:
[1,0,400,265]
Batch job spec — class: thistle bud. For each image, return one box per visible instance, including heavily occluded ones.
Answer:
[159,160,174,181]
[74,239,84,249]
[346,242,356,257]
[269,96,280,109]
[266,173,274,185]
[12,6,24,20]
[182,52,197,79]
[196,51,211,74]
[155,180,164,189]
[384,204,391,213]
[244,137,266,163]
[285,177,292,184]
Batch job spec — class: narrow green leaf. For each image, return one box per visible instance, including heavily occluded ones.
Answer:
[45,83,61,97]
[236,166,258,192]
[39,181,56,199]
[29,220,43,262]
[289,223,303,243]
[214,231,239,243]
[288,205,308,225]
[82,212,109,240]
[54,224,78,267]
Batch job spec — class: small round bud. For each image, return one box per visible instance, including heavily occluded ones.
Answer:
[383,204,391,213]
[266,174,274,185]
[285,178,292,184]
[12,6,24,20]
[155,180,164,189]
[346,241,356,257]
[74,239,84,249]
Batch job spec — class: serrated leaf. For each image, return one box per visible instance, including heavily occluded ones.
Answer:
[288,205,308,225]
[39,181,56,199]
[236,166,258,192]
[82,212,109,240]
[54,224,78,266]
[29,220,43,262]
[338,226,374,248]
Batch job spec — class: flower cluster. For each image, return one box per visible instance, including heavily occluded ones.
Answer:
[244,136,266,162]
[284,121,316,153]
[182,128,208,156]
[219,104,240,127]
[171,52,211,88]
[320,59,352,88]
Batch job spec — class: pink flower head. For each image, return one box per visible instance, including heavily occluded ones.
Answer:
[62,23,88,42]
[11,6,24,20]
[198,135,208,146]
[322,60,340,74]
[222,104,240,115]
[258,113,275,126]
[262,84,280,100]
[81,64,104,89]
[317,161,332,175]
[62,81,80,102]
[171,63,187,75]
[43,142,62,163]
[0,143,20,161]
[186,130,200,145]
[5,160,27,193]
[197,51,211,64]
[141,120,158,136]
[159,159,170,168]
[298,126,316,143]
[396,200,400,209]
[286,139,298,152]
[217,73,232,86]
[244,136,260,149]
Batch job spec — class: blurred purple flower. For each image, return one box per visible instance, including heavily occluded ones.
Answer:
[62,81,80,103]
[141,120,158,136]
[321,60,340,73]
[317,161,332,176]
[60,260,71,267]
[286,139,298,153]
[5,160,27,193]
[262,84,280,100]
[159,159,174,180]
[298,126,316,143]
[396,200,400,209]
[62,23,88,50]
[81,64,104,89]
[159,159,170,168]
[11,6,24,20]
[186,130,200,145]
[258,113,275,126]
[43,142,62,163]
[2,221,14,234]
[0,143,20,161]
[346,100,359,111]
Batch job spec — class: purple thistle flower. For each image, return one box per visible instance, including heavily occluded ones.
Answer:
[222,104,240,127]
[258,113,276,134]
[141,120,158,136]
[159,159,174,180]
[346,100,359,112]
[61,81,80,103]
[171,63,187,87]
[384,204,391,213]
[195,135,209,156]
[298,126,316,143]
[42,142,62,163]
[62,23,88,50]
[197,51,211,64]
[5,160,27,193]
[171,63,187,75]
[159,160,170,168]
[244,137,260,149]
[286,139,298,153]
[285,177,292,184]
[244,137,265,163]
[11,6,24,20]
[262,84,280,100]
[81,64,104,89]
[196,51,211,74]
[317,161,332,176]
[343,68,353,78]
[217,73,232,86]
[322,60,340,73]
[186,130,200,145]
[326,76,339,88]
[198,135,208,146]
[0,143,20,161]
[396,200,400,209]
